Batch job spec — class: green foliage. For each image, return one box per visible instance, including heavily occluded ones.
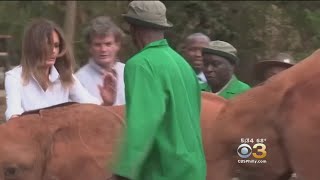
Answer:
[0,1,320,84]
[304,9,320,52]
[0,1,64,65]
[164,1,320,84]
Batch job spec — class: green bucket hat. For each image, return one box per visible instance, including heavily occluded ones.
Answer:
[202,40,240,65]
[122,1,173,29]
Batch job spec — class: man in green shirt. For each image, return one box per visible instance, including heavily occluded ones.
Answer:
[111,1,206,180]
[200,40,251,99]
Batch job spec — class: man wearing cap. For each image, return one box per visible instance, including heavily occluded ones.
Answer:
[111,1,206,180]
[254,52,296,83]
[201,40,251,99]
[180,33,211,84]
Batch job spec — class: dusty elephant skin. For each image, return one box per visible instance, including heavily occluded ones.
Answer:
[209,49,320,180]
[0,92,226,180]
[0,104,125,180]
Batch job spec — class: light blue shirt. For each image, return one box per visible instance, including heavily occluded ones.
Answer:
[75,59,125,106]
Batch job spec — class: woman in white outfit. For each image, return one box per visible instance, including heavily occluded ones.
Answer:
[4,18,116,121]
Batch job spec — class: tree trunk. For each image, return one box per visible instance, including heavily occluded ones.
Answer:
[64,1,77,48]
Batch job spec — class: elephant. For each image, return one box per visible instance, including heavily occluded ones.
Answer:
[0,91,226,180]
[208,49,320,180]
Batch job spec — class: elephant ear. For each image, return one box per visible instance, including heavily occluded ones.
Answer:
[2,114,54,180]
[38,103,125,180]
[200,92,227,160]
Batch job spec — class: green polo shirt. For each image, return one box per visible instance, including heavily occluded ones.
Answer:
[200,75,251,99]
[112,39,206,180]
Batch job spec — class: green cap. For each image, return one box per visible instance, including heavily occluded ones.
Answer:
[202,40,240,65]
[122,1,173,29]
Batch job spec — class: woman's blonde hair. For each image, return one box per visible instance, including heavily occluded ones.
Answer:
[21,18,75,89]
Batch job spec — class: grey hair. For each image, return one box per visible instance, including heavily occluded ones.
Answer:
[84,16,124,44]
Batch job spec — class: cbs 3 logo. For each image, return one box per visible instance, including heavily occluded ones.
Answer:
[237,143,267,159]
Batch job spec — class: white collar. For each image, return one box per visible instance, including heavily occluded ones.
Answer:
[89,58,117,75]
[31,65,60,83]
[48,65,60,82]
[197,72,207,83]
